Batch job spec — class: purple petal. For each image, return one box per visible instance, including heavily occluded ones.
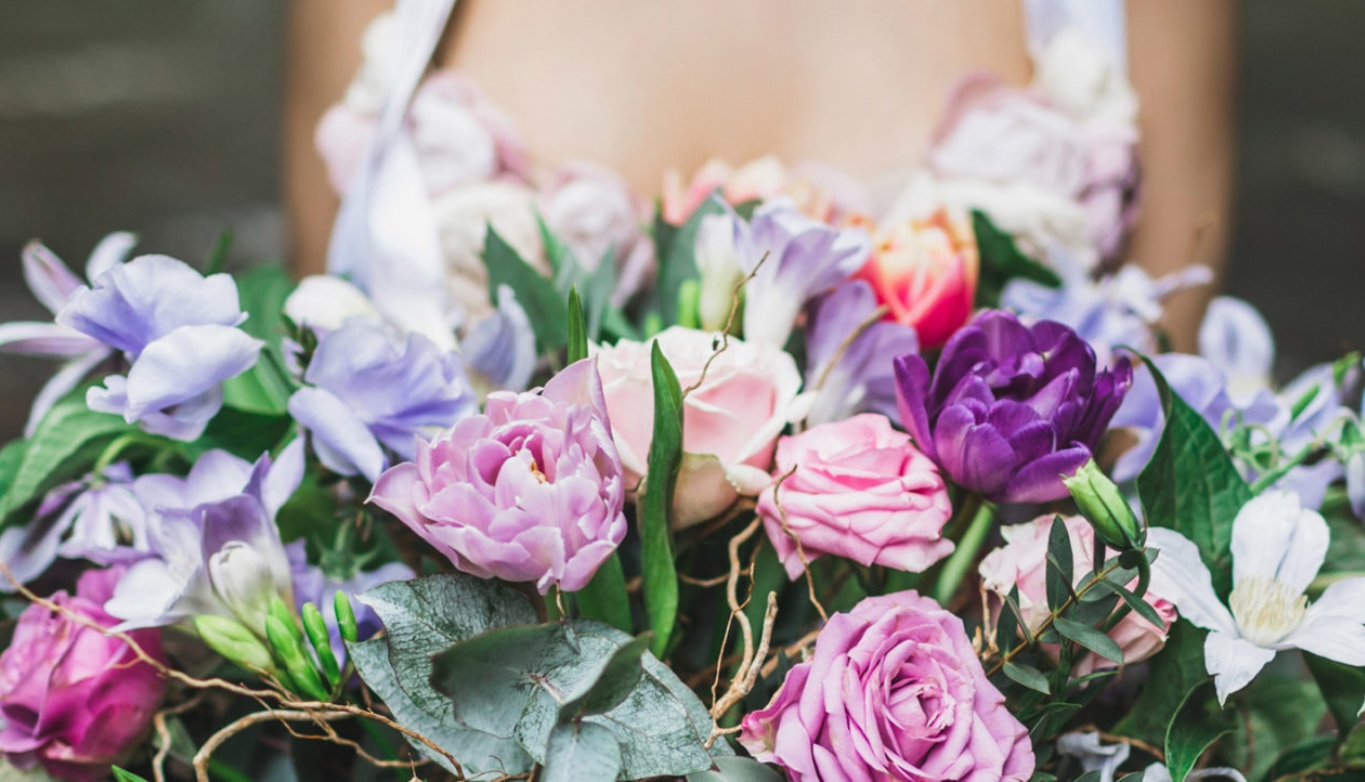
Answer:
[894,354,936,460]
[24,349,110,438]
[290,386,389,482]
[123,325,262,419]
[0,322,105,358]
[1000,446,1093,503]
[85,231,138,282]
[21,240,83,315]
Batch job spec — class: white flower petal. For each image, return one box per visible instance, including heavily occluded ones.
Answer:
[1281,577,1365,665]
[1230,490,1327,596]
[85,231,137,283]
[1146,527,1237,635]
[1206,631,1277,705]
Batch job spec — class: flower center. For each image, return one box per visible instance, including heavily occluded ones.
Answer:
[1229,575,1309,646]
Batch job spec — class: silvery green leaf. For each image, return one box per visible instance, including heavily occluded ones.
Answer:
[686,757,784,781]
[542,722,621,782]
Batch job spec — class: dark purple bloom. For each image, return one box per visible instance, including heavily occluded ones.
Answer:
[894,310,1131,503]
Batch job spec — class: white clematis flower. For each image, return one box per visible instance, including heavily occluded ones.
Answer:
[1148,490,1365,705]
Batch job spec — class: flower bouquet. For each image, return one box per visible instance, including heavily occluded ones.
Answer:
[4,16,1365,782]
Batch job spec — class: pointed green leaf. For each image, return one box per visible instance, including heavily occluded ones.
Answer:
[971,210,1061,308]
[1053,617,1124,664]
[1112,620,1210,745]
[1003,662,1051,694]
[641,343,684,657]
[223,265,296,415]
[1046,516,1074,612]
[542,721,622,782]
[1165,681,1232,782]
[1305,652,1365,740]
[567,287,589,363]
[484,225,568,354]
[573,550,633,633]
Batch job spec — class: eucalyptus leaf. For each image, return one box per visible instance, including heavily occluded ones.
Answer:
[483,225,568,355]
[686,757,784,782]
[1137,359,1253,598]
[641,343,683,657]
[558,633,649,719]
[542,721,622,782]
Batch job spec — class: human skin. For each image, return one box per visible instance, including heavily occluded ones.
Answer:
[282,0,1234,349]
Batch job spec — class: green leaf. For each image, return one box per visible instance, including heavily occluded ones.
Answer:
[1268,735,1337,780]
[1165,681,1232,782]
[995,586,1021,654]
[223,265,296,415]
[558,633,650,719]
[1111,583,1168,630]
[542,721,622,782]
[0,387,141,527]
[971,210,1062,308]
[573,551,633,633]
[652,196,724,325]
[1113,620,1210,745]
[567,287,589,364]
[1046,516,1074,612]
[111,770,150,782]
[484,225,568,355]
[0,440,28,501]
[205,228,233,274]
[1003,662,1051,694]
[1053,617,1124,664]
[1224,676,1329,782]
[1137,358,1254,598]
[641,343,684,657]
[1306,653,1365,740]
[182,407,292,462]
[686,757,785,781]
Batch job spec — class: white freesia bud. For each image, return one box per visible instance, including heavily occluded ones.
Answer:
[694,214,745,331]
[208,541,278,635]
[284,275,379,333]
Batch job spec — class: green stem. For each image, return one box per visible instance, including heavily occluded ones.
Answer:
[1100,551,1151,633]
[91,432,156,477]
[931,497,995,606]
[208,758,255,782]
[986,560,1122,678]
[1249,441,1319,493]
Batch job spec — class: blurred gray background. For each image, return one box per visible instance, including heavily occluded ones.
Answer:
[0,2,1361,440]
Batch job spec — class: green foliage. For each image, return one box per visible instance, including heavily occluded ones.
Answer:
[641,343,684,657]
[573,550,634,634]
[686,757,784,781]
[543,217,621,340]
[1137,358,1253,598]
[1003,662,1051,694]
[1046,516,1075,612]
[971,210,1062,308]
[1165,681,1232,782]
[543,722,622,782]
[1224,676,1330,782]
[1112,620,1210,745]
[182,407,292,462]
[222,265,296,416]
[111,769,150,782]
[652,196,725,325]
[484,225,568,355]
[1305,653,1365,742]
[567,287,589,363]
[194,615,273,672]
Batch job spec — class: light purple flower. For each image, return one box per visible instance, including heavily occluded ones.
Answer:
[0,463,150,588]
[105,440,303,634]
[1199,296,1275,405]
[463,285,538,394]
[369,358,627,594]
[288,318,476,483]
[715,197,870,347]
[288,542,412,661]
[0,234,134,436]
[803,280,918,426]
[55,254,263,441]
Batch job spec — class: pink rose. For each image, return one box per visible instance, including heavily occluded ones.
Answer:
[369,358,627,594]
[0,567,166,782]
[539,161,656,305]
[595,326,809,529]
[740,590,1034,782]
[853,208,980,350]
[757,414,953,579]
[978,515,1176,676]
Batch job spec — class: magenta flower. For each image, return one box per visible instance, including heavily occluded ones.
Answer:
[369,358,627,594]
[895,310,1131,503]
[740,590,1034,782]
[0,567,166,782]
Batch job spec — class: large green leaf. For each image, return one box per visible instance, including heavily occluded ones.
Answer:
[641,343,684,657]
[573,550,633,633]
[483,225,568,355]
[222,265,296,416]
[652,196,724,325]
[1165,681,1232,782]
[1305,653,1365,743]
[1224,676,1329,782]
[542,722,622,782]
[972,210,1062,308]
[1137,360,1253,598]
[1112,620,1210,745]
[0,440,29,502]
[181,408,293,463]
[686,757,784,781]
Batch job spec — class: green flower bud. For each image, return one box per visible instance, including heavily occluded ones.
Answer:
[195,615,274,672]
[302,602,342,689]
[266,615,330,702]
[335,590,360,645]
[676,279,702,330]
[1063,459,1144,551]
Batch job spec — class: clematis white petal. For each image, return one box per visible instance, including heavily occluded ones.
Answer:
[1230,490,1328,595]
[1280,578,1365,664]
[1146,527,1237,635]
[1206,631,1277,705]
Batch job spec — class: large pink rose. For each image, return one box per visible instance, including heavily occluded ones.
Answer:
[595,326,809,528]
[369,358,626,594]
[978,515,1176,676]
[0,567,166,782]
[740,590,1034,782]
[756,414,953,579]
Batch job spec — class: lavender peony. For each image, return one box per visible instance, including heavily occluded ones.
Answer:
[0,567,166,781]
[740,590,1034,782]
[895,310,1131,503]
[369,358,627,594]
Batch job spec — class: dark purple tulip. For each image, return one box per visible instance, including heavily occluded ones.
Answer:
[894,310,1131,503]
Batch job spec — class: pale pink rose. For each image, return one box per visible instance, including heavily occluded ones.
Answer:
[409,71,530,197]
[757,414,953,579]
[661,155,864,226]
[315,103,378,196]
[539,161,656,304]
[978,515,1176,675]
[432,181,547,322]
[594,326,809,528]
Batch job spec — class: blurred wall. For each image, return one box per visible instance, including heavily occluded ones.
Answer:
[1,1,1362,441]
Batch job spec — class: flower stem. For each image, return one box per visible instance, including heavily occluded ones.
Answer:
[931,497,994,607]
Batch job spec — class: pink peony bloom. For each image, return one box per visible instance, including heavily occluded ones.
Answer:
[368,358,626,594]
[740,590,1034,782]
[979,515,1176,676]
[0,567,166,782]
[594,327,809,529]
[854,208,980,350]
[757,414,953,579]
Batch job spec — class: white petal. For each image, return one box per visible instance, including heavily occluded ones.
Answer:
[25,349,109,437]
[1281,577,1365,665]
[124,325,262,417]
[1205,631,1276,705]
[85,231,137,282]
[1147,527,1237,635]
[1231,490,1327,596]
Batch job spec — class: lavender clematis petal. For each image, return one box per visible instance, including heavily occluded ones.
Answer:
[804,281,918,426]
[21,240,85,315]
[84,231,138,282]
[463,284,537,393]
[23,349,111,438]
[122,325,263,420]
[289,386,389,482]
[1199,296,1274,404]
[0,322,106,358]
[0,510,73,587]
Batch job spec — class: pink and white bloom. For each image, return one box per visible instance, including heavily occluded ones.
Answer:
[1148,490,1365,704]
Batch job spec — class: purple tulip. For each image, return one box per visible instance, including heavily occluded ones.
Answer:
[804,280,919,426]
[0,567,166,782]
[369,358,627,594]
[56,254,263,441]
[895,310,1132,503]
[288,318,476,483]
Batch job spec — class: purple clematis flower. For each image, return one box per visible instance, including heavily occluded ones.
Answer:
[56,254,263,441]
[0,463,150,588]
[104,440,303,634]
[895,310,1132,503]
[804,280,919,426]
[462,284,537,395]
[0,234,135,436]
[713,197,870,347]
[287,543,412,662]
[288,318,476,483]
